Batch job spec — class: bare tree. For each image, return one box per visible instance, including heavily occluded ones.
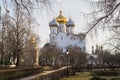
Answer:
[67,46,87,71]
[2,0,52,15]
[0,4,40,66]
[40,46,62,67]
[86,0,120,34]
[106,28,120,51]
[84,0,120,52]
[0,11,10,64]
[0,0,53,66]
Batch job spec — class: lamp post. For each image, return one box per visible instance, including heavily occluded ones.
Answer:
[66,49,69,77]
[90,56,94,71]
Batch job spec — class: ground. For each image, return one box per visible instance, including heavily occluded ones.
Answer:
[60,72,120,80]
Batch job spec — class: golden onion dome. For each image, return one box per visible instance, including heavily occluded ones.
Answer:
[56,10,67,24]
[30,37,36,43]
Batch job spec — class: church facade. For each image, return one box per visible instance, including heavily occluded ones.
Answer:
[49,10,86,52]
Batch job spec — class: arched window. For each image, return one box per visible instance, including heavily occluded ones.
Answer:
[53,29,54,33]
[83,47,86,51]
[59,27,62,32]
[70,36,72,40]
[53,36,55,41]
[61,36,63,40]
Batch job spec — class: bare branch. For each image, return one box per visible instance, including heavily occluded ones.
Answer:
[86,2,120,34]
[21,0,30,15]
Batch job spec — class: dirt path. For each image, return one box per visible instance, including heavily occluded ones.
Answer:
[20,67,67,80]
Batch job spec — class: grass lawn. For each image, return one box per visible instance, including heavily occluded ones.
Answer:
[60,72,120,80]
[42,66,53,71]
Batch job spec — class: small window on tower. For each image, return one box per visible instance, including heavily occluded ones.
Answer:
[59,27,61,32]
[61,36,63,40]
[71,36,72,40]
[83,47,86,51]
[53,36,55,40]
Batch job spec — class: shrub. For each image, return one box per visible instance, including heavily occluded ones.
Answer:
[94,71,119,76]
[0,66,43,80]
[111,78,120,80]
[90,76,106,80]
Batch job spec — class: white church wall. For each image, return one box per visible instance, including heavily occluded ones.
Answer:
[67,27,74,33]
[49,33,57,45]
[50,27,57,34]
[59,24,66,32]
[56,32,69,48]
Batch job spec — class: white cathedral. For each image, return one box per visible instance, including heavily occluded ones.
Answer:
[49,10,86,52]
